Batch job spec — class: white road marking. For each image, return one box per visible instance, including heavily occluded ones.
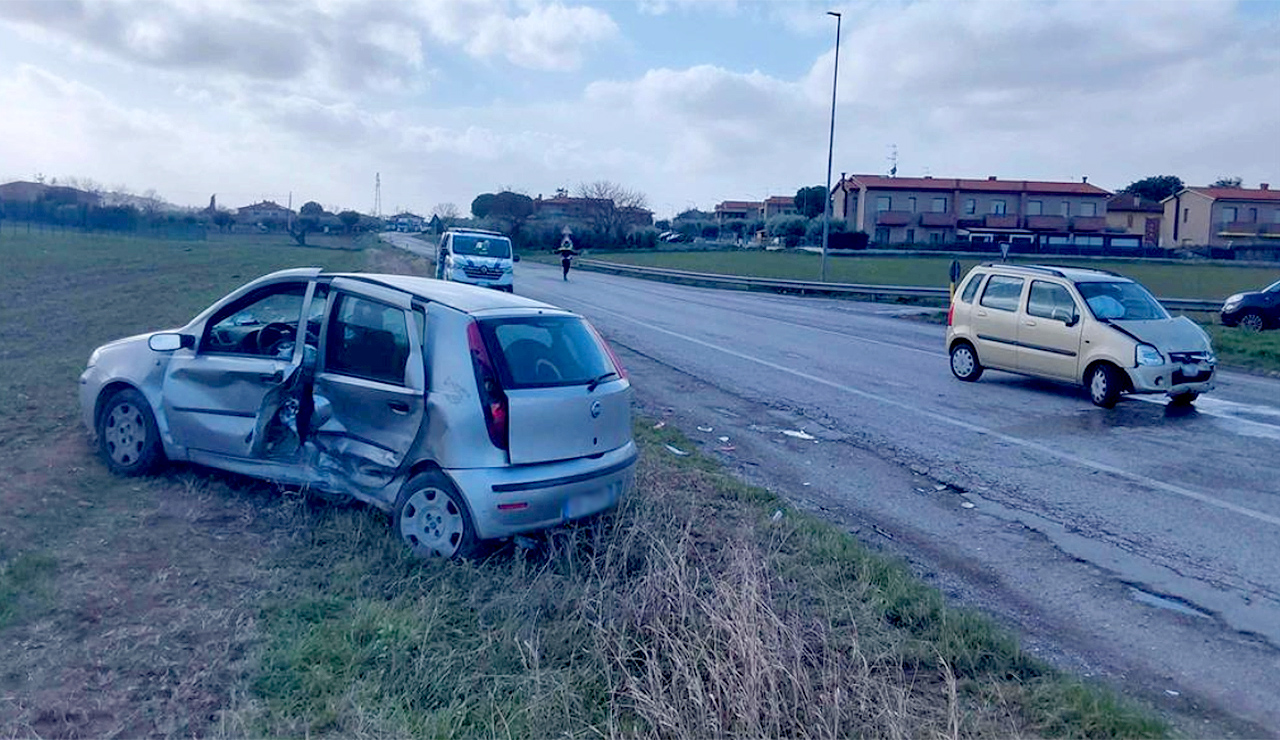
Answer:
[581,300,1280,529]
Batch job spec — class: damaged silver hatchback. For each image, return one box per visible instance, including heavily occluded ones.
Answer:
[80,268,636,558]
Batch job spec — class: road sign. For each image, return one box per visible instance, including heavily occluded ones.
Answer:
[999,242,1011,261]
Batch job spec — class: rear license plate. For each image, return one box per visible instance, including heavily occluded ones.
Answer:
[563,485,616,519]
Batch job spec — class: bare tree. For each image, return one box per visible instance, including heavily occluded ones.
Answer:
[433,202,460,226]
[575,180,650,239]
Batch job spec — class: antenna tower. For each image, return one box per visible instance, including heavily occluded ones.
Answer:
[374,173,382,217]
[888,144,898,178]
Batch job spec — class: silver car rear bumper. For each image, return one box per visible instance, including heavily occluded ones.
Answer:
[448,441,638,540]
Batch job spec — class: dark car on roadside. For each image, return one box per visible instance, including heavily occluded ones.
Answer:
[1221,279,1280,331]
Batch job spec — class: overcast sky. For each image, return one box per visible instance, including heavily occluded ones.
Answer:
[1,0,1276,219]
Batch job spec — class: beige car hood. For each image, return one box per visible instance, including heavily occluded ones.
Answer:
[1110,316,1212,353]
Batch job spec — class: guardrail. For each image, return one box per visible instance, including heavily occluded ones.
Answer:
[576,259,1223,313]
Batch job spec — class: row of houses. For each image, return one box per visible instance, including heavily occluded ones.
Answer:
[710,175,1280,252]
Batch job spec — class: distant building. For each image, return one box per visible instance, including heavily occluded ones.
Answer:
[833,174,1113,249]
[236,200,294,227]
[714,200,764,223]
[763,196,798,219]
[0,180,101,206]
[1160,184,1280,250]
[534,194,653,229]
[389,212,426,232]
[1106,193,1163,248]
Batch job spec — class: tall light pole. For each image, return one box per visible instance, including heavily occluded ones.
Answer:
[820,10,841,282]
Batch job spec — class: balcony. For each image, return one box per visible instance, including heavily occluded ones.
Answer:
[1025,215,1068,231]
[984,214,1018,229]
[1218,221,1262,236]
[875,210,914,227]
[919,212,956,227]
[1071,216,1107,232]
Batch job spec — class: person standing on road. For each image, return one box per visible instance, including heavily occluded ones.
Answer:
[561,250,572,281]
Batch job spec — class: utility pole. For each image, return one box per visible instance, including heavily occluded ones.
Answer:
[820,11,842,283]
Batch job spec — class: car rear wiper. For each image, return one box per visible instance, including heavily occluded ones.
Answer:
[587,371,618,392]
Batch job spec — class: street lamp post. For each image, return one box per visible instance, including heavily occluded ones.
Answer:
[820,10,841,283]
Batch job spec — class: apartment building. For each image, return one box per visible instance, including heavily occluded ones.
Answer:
[1160,184,1280,250]
[832,175,1114,249]
[1105,194,1163,247]
[714,200,764,223]
[763,196,798,219]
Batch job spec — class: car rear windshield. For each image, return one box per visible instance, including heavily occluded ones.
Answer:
[478,316,615,389]
[452,234,512,258]
[1076,281,1169,321]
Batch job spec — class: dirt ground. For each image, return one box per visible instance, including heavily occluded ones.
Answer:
[0,432,320,739]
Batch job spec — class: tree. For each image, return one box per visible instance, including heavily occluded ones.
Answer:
[212,210,235,232]
[766,215,809,247]
[338,210,361,233]
[289,201,323,246]
[432,202,460,228]
[471,193,497,219]
[794,185,828,219]
[1119,175,1183,202]
[1211,176,1243,188]
[576,181,649,241]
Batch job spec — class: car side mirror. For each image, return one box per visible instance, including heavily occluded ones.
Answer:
[148,333,193,351]
[1064,313,1079,327]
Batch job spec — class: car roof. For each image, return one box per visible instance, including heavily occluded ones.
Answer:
[325,273,564,314]
[975,263,1132,284]
[445,228,508,238]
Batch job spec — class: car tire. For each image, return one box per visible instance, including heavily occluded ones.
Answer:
[1239,311,1265,332]
[96,388,165,476]
[949,342,983,382]
[1087,363,1122,408]
[1169,392,1199,406]
[394,471,482,560]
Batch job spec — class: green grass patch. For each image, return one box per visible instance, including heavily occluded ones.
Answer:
[0,551,58,629]
[1200,323,1280,374]
[241,421,1167,739]
[590,250,1280,301]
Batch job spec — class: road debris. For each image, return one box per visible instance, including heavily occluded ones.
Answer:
[653,421,666,429]
[770,510,784,522]
[781,429,816,441]
[697,425,714,433]
[872,524,894,540]
[716,445,736,453]
[1165,690,1180,697]
[934,483,948,491]
[961,502,976,509]
[717,436,730,442]
[664,444,690,456]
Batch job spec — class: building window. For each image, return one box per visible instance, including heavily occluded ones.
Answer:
[1183,208,1189,223]
[964,199,976,215]
[1080,202,1097,217]
[906,228,915,243]
[1074,235,1103,247]
[1060,202,1070,217]
[907,197,917,213]
[874,227,890,242]
[932,197,947,213]
[1027,200,1043,216]
[876,196,891,212]
[990,200,1007,215]
[1222,206,1237,222]
[1248,208,1258,222]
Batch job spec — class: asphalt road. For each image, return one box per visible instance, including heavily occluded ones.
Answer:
[386,234,1280,735]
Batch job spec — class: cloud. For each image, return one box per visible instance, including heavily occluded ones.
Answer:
[0,0,617,91]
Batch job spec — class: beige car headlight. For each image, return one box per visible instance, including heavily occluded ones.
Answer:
[1135,344,1163,366]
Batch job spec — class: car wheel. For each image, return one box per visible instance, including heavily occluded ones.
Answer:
[394,471,481,560]
[1087,363,1122,408]
[949,342,983,382]
[1239,311,1265,332]
[97,388,165,475]
[1169,392,1199,406]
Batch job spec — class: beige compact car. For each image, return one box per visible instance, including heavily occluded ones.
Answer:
[946,263,1216,407]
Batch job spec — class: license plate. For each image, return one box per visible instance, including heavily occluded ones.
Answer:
[564,486,616,519]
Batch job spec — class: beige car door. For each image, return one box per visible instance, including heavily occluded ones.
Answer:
[972,275,1025,371]
[1017,280,1084,381]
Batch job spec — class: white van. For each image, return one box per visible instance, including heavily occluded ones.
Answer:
[436,228,518,292]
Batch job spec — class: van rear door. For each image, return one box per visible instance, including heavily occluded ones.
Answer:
[478,315,631,465]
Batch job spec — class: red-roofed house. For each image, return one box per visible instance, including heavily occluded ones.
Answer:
[833,174,1113,249]
[1160,184,1280,250]
[764,196,797,219]
[714,200,763,223]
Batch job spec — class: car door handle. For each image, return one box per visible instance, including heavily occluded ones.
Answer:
[1023,320,1037,327]
[259,370,284,383]
[388,401,411,415]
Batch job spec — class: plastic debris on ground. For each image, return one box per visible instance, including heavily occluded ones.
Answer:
[653,421,666,429]
[717,436,729,442]
[781,429,816,441]
[697,425,713,432]
[664,444,690,456]
[961,502,976,509]
[770,510,784,522]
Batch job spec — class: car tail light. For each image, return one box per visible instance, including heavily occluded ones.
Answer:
[947,302,955,327]
[467,320,508,450]
[588,322,628,379]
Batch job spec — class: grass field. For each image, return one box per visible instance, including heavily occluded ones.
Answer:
[0,231,1170,737]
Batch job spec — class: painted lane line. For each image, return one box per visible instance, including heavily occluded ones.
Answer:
[578,299,1280,529]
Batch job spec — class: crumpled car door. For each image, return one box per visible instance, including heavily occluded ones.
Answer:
[308,278,426,493]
